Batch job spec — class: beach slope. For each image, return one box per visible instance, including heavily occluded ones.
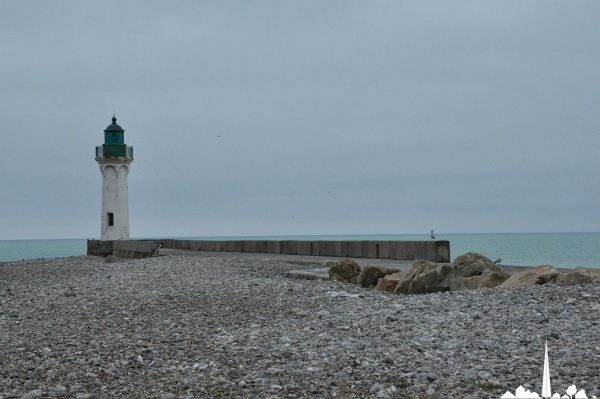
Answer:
[1,255,599,398]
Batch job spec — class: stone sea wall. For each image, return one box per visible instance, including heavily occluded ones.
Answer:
[87,239,450,262]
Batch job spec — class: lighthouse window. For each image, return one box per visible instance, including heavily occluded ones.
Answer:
[107,213,114,226]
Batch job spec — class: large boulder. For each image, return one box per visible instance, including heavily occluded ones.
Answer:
[501,265,564,287]
[479,269,511,288]
[393,260,454,295]
[443,269,510,291]
[357,265,401,288]
[375,272,403,293]
[575,266,600,281]
[453,252,505,277]
[444,275,483,291]
[561,268,595,286]
[329,259,361,284]
[569,266,600,281]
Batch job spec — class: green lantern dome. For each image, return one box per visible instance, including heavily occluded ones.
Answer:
[105,116,124,131]
[100,115,131,158]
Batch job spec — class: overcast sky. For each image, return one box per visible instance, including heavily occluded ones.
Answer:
[1,1,599,240]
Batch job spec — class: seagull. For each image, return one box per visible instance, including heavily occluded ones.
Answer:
[494,253,503,264]
[430,229,435,240]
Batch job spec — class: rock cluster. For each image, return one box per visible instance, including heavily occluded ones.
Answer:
[330,260,401,289]
[357,265,401,288]
[391,253,513,295]
[1,255,600,399]
[502,265,600,287]
[327,253,600,296]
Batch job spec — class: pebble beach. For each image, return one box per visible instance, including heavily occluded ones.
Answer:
[1,255,599,399]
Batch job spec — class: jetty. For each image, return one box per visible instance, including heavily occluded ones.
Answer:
[87,238,450,262]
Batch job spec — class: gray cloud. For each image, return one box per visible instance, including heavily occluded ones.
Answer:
[1,1,599,239]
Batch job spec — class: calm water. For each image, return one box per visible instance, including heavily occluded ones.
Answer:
[0,239,87,263]
[1,233,599,268]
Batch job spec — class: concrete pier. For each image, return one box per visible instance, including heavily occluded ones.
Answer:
[87,239,160,259]
[87,239,450,262]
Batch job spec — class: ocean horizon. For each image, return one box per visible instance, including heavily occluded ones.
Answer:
[1,232,599,269]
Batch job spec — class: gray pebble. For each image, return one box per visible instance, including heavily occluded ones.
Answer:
[1,255,599,399]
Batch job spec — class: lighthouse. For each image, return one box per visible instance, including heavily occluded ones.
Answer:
[95,116,133,240]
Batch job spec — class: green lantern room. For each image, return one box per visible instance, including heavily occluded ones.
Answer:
[97,116,133,158]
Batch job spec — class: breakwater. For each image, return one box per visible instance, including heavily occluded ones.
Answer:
[87,238,450,262]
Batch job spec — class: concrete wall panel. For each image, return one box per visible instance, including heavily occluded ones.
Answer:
[358,241,369,258]
[341,241,349,258]
[413,241,426,260]
[244,241,257,253]
[196,241,210,251]
[87,240,113,257]
[117,239,451,262]
[367,241,389,259]
[294,241,318,256]
[318,241,339,257]
[280,240,298,255]
[346,241,368,258]
[227,241,242,252]
[435,241,450,262]
[268,241,281,254]
[216,241,227,252]
[295,241,310,256]
[255,240,268,253]
[309,241,319,256]
[108,240,158,258]
[406,241,416,260]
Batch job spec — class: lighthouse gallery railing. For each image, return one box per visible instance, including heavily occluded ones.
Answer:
[95,146,133,158]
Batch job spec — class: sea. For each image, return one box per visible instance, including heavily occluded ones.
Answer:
[0,233,599,269]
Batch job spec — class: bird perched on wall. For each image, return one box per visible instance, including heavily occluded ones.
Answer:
[430,230,435,240]
[495,253,503,264]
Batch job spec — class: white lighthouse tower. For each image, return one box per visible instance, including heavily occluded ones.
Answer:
[95,116,133,240]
